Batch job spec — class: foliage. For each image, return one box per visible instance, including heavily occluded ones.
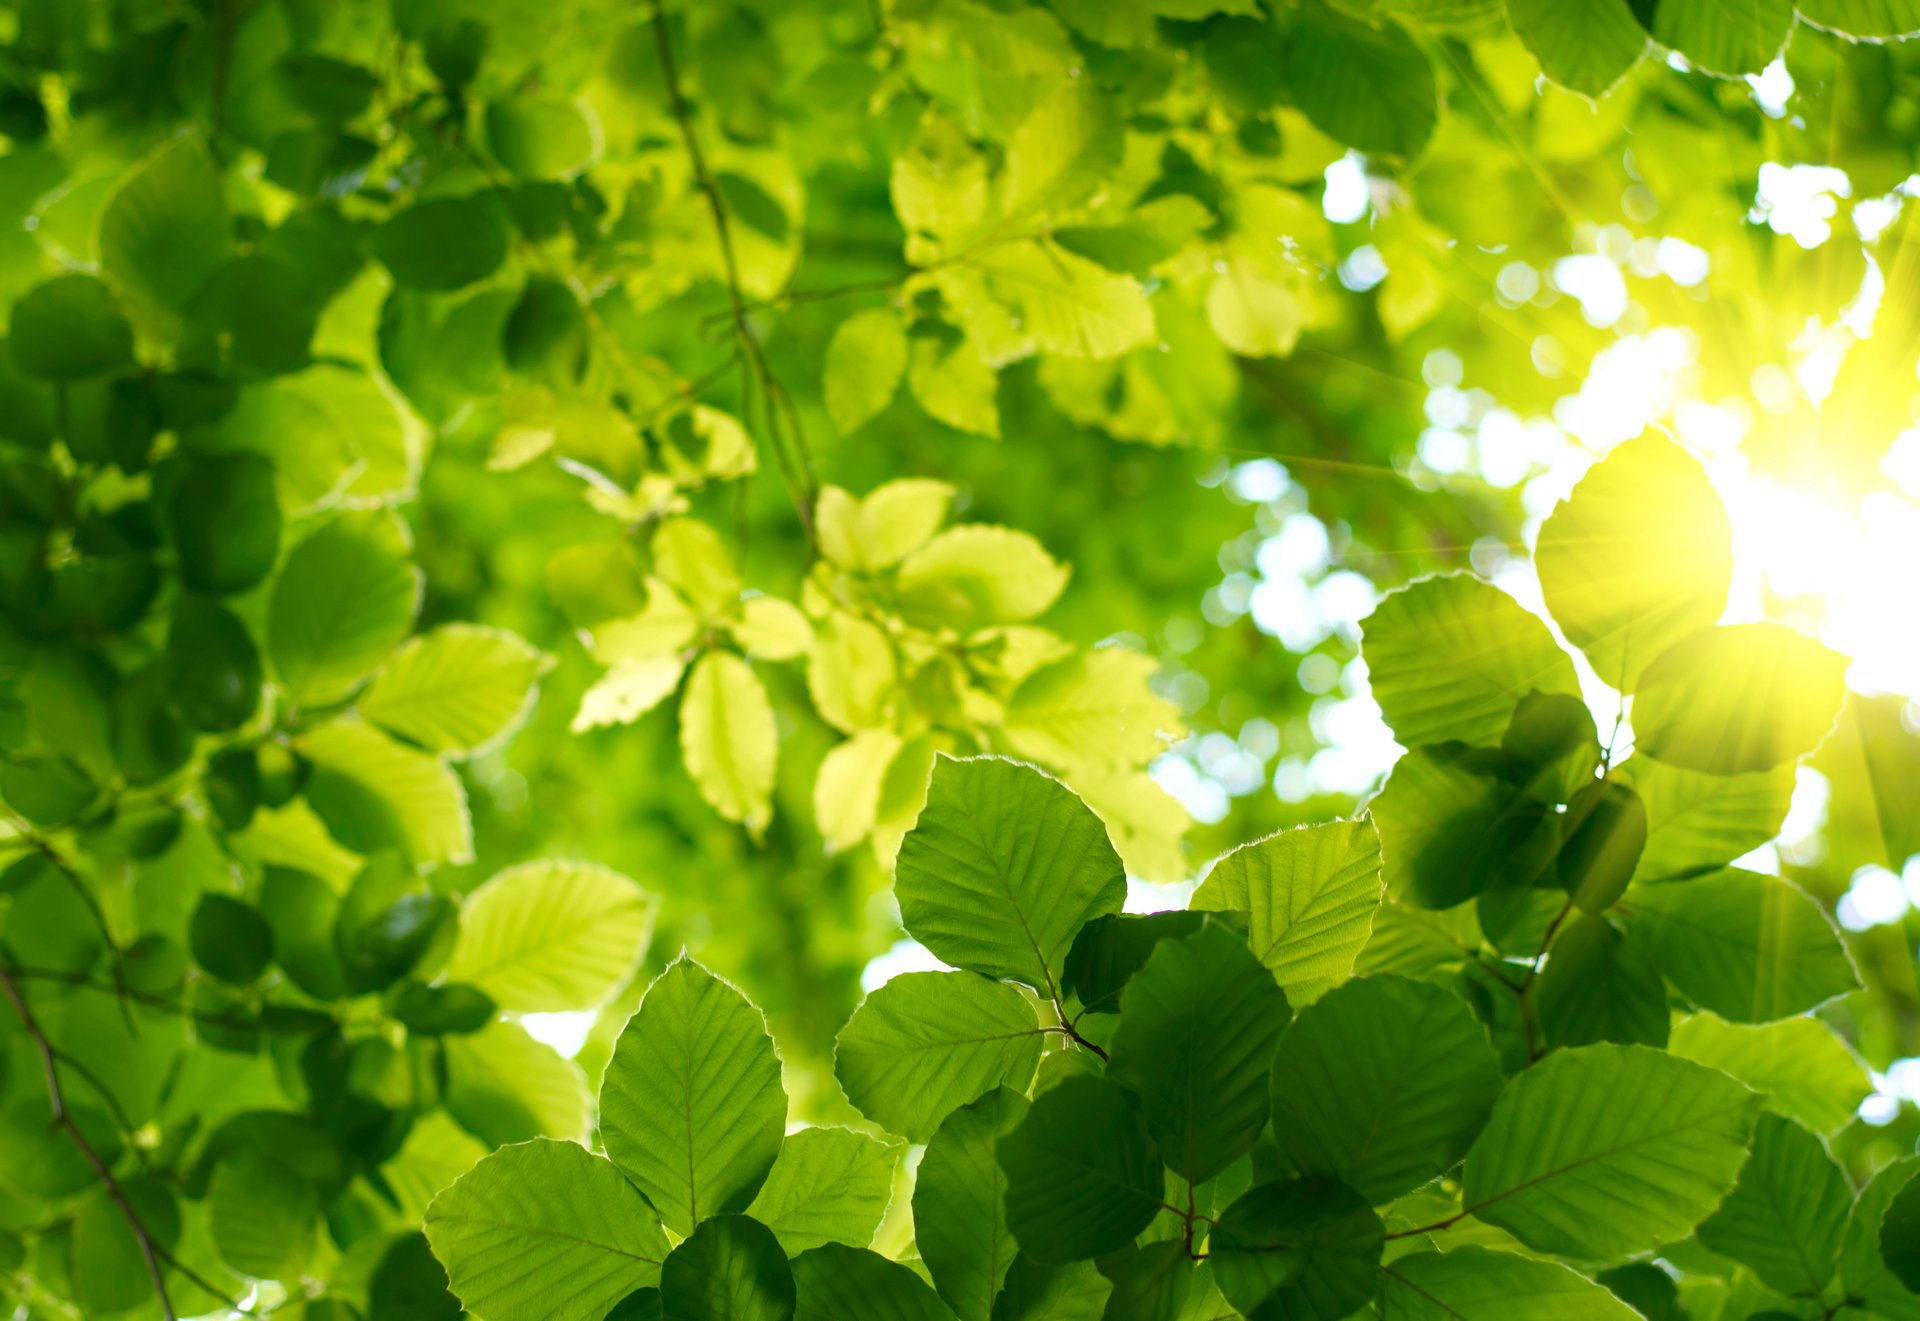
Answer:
[4,0,1920,1316]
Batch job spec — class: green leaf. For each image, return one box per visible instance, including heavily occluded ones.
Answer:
[746,1128,902,1256]
[1063,911,1206,1016]
[1534,434,1732,691]
[1379,1247,1642,1319]
[1461,1043,1761,1259]
[990,1256,1112,1321]
[1369,748,1558,910]
[1362,575,1583,749]
[166,596,263,731]
[998,1075,1162,1263]
[169,452,283,596]
[1002,649,1182,774]
[1798,0,1920,35]
[424,1138,671,1321]
[1107,922,1291,1182]
[1632,624,1849,775]
[1268,974,1502,1204]
[1558,781,1647,914]
[1843,1158,1920,1320]
[1667,1011,1869,1137]
[1616,757,1794,883]
[1649,0,1796,76]
[372,1232,463,1321]
[361,624,549,755]
[373,192,513,291]
[834,971,1045,1142]
[895,756,1125,997]
[816,480,953,573]
[1507,0,1647,97]
[915,1088,1026,1321]
[908,322,1001,438]
[487,97,597,178]
[680,650,779,832]
[444,858,655,1012]
[443,1020,591,1145]
[210,1152,317,1280]
[659,1215,795,1321]
[1696,1113,1850,1294]
[100,132,232,311]
[1884,1169,1920,1295]
[896,530,1070,631]
[190,893,273,985]
[7,274,133,380]
[70,1182,182,1315]
[825,309,909,435]
[1534,914,1670,1048]
[601,957,788,1236]
[1623,868,1859,1022]
[1190,818,1382,1004]
[1209,1178,1383,1321]
[1285,5,1436,160]
[298,719,473,866]
[791,1244,957,1321]
[269,510,420,706]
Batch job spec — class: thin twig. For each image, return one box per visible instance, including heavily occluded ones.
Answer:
[0,968,176,1321]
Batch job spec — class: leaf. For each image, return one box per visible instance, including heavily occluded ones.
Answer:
[1649,0,1796,77]
[101,132,231,311]
[373,1231,463,1321]
[1362,575,1582,749]
[1799,0,1920,35]
[424,1139,670,1321]
[1845,1158,1920,1320]
[990,1257,1112,1321]
[166,596,264,731]
[1461,1043,1761,1259]
[269,510,421,706]
[791,1244,957,1321]
[1003,649,1181,772]
[1369,748,1558,910]
[1269,975,1502,1205]
[1624,868,1859,1022]
[954,240,1156,360]
[660,1215,795,1321]
[655,518,743,616]
[895,756,1126,997]
[1190,818,1382,1004]
[1379,1247,1642,1319]
[444,859,655,1012]
[601,958,788,1236]
[915,1088,1026,1321]
[997,1075,1163,1263]
[1616,757,1794,882]
[834,971,1045,1142]
[298,719,473,866]
[746,1128,902,1256]
[575,657,688,733]
[908,323,1001,438]
[361,624,549,755]
[825,309,909,435]
[896,528,1070,631]
[1535,434,1732,692]
[680,651,778,831]
[817,480,954,572]
[815,730,905,854]
[1507,0,1648,97]
[7,274,133,380]
[1107,922,1291,1182]
[808,612,897,733]
[1667,1011,1869,1137]
[1695,1114,1850,1294]
[169,453,283,596]
[190,893,273,985]
[1208,1178,1383,1321]
[1632,624,1849,775]
[373,192,513,291]
[1063,911,1207,1016]
[1558,781,1648,914]
[732,597,813,662]
[487,96,597,178]
[211,1152,315,1280]
[1286,5,1436,160]
[1884,1172,1920,1295]
[443,1020,591,1145]
[1534,914,1670,1048]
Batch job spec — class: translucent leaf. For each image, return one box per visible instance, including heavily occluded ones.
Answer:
[1507,0,1645,98]
[574,657,687,733]
[997,1075,1162,1263]
[1650,0,1795,77]
[817,480,955,572]
[915,1089,1026,1321]
[1270,974,1502,1205]
[269,510,421,706]
[100,133,231,311]
[1462,1044,1761,1259]
[1695,1114,1850,1295]
[297,718,473,866]
[1362,575,1582,749]
[1191,818,1383,1004]
[815,730,905,854]
[907,323,1000,438]
[791,1244,956,1321]
[1534,914,1670,1048]
[487,96,598,178]
[659,1215,794,1321]
[654,518,743,617]
[896,528,1069,631]
[1534,433,1733,692]
[1799,0,1920,36]
[1108,923,1290,1182]
[362,624,549,755]
[680,651,778,831]
[1003,649,1181,772]
[1623,868,1859,1022]
[833,971,1045,1142]
[443,1020,591,1146]
[807,612,897,733]
[382,1111,489,1223]
[1667,1012,1869,1137]
[825,309,909,435]
[732,597,813,662]
[1369,748,1558,911]
[445,859,655,1012]
[894,756,1125,996]
[210,1152,316,1280]
[990,1256,1111,1321]
[592,581,702,662]
[1208,1178,1383,1321]
[1285,7,1435,160]
[1842,1158,1920,1320]
[745,1127,901,1256]
[425,1139,670,1321]
[601,958,788,1237]
[1616,757,1794,883]
[1379,1247,1641,1319]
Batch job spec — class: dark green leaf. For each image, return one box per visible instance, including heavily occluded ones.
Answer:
[998,1075,1162,1263]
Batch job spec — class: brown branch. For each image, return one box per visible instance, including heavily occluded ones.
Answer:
[0,968,176,1321]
